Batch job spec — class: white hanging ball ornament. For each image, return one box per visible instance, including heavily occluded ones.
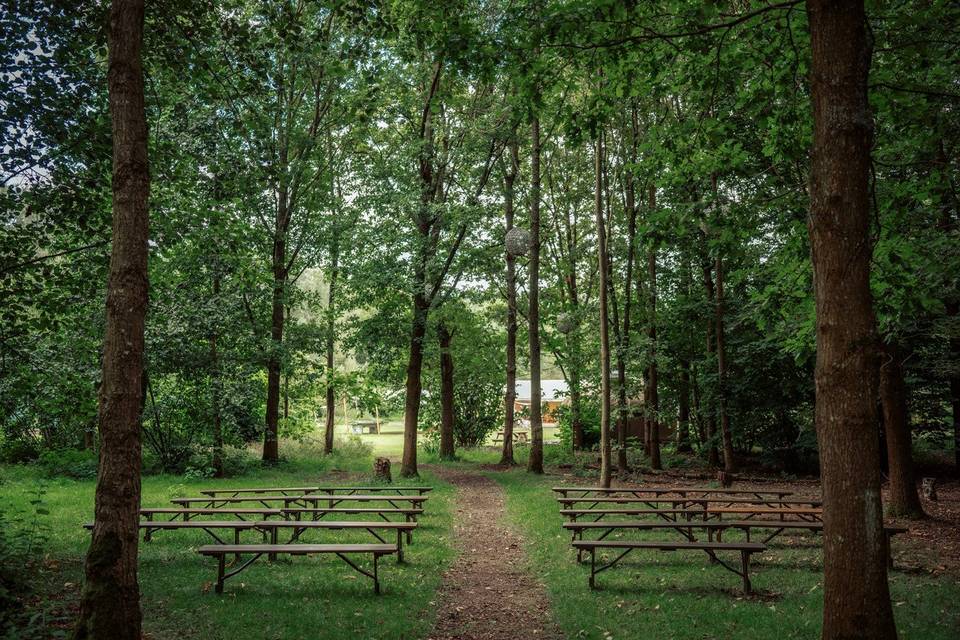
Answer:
[505,227,531,257]
[556,313,576,335]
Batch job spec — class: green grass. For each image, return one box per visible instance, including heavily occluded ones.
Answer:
[0,449,457,640]
[490,469,960,640]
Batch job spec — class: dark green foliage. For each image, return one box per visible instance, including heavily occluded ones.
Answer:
[38,449,98,480]
[555,400,601,451]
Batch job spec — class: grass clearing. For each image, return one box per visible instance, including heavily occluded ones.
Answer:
[490,469,960,640]
[0,448,457,640]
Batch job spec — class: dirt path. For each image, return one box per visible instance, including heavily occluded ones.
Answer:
[426,468,563,640]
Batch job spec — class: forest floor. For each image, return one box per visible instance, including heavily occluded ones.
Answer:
[425,467,563,640]
[2,443,959,639]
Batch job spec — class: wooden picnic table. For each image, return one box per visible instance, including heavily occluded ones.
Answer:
[563,519,906,567]
[140,507,284,523]
[555,496,821,511]
[172,494,429,510]
[198,485,433,497]
[552,486,795,501]
[704,506,823,522]
[283,507,424,531]
[198,543,396,594]
[492,430,529,445]
[104,518,417,559]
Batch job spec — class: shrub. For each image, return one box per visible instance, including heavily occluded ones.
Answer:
[554,399,601,451]
[37,448,98,479]
[0,488,49,634]
[0,438,40,464]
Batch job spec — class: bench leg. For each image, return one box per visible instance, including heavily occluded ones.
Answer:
[741,550,752,595]
[397,530,404,564]
[269,528,278,561]
[406,516,413,544]
[234,528,242,564]
[143,514,153,542]
[216,554,225,594]
[589,548,596,589]
[374,553,381,595]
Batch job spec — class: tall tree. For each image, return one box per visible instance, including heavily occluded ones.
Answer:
[501,139,520,465]
[646,185,662,470]
[527,111,545,474]
[880,342,924,518]
[595,136,612,487]
[72,1,148,637]
[806,1,896,638]
[438,321,456,460]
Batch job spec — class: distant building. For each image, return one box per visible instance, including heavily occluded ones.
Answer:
[511,378,674,443]
[513,379,568,426]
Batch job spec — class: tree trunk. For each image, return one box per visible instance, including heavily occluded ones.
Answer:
[324,243,339,455]
[401,293,429,477]
[647,185,661,470]
[501,140,519,465]
[615,107,640,474]
[439,322,455,460]
[880,343,924,518]
[210,272,223,478]
[691,365,706,449]
[527,114,544,474]
[806,2,896,637]
[677,359,692,452]
[714,253,736,473]
[950,301,960,470]
[702,260,721,467]
[594,137,612,488]
[73,2,148,637]
[263,188,288,464]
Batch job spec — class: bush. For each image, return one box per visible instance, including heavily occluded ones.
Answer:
[37,448,98,479]
[0,438,40,464]
[183,445,259,479]
[0,488,49,634]
[554,399,601,451]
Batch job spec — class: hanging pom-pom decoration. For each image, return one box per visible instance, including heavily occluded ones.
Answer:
[505,227,531,257]
[556,312,576,335]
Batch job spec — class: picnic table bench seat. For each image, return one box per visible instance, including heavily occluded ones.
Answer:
[562,520,907,566]
[572,539,766,593]
[553,486,794,500]
[556,496,821,508]
[97,518,417,559]
[198,486,433,497]
[197,543,397,594]
[172,494,428,510]
[140,508,284,524]
[284,507,424,529]
[560,508,701,522]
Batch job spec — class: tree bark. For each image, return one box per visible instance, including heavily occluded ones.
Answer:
[880,343,924,518]
[647,185,662,470]
[615,107,639,474]
[263,189,288,464]
[73,2,148,637]
[677,359,692,452]
[714,253,736,473]
[595,137,612,488]
[210,271,223,478]
[439,322,456,459]
[701,260,721,467]
[527,113,544,474]
[401,292,429,477]
[501,139,519,465]
[806,2,896,637]
[324,239,340,455]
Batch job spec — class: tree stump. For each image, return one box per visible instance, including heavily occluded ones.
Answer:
[921,477,937,501]
[374,457,392,484]
[716,469,734,488]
